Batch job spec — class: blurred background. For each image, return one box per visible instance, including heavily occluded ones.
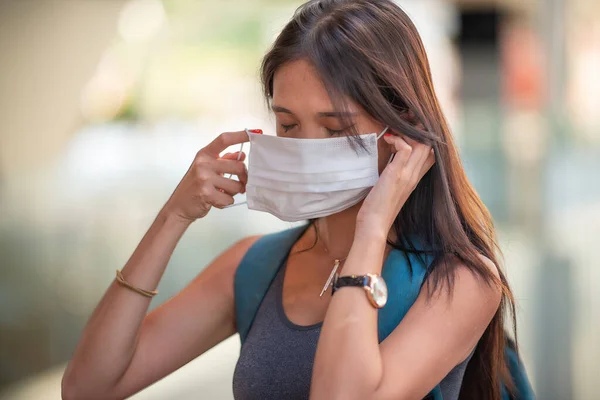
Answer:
[0,0,598,399]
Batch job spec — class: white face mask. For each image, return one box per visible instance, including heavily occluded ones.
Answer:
[226,126,390,222]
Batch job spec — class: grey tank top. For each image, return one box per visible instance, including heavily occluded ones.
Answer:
[232,257,474,400]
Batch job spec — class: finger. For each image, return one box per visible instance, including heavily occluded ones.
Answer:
[219,152,248,183]
[412,148,435,184]
[383,133,412,167]
[420,148,436,175]
[229,160,248,186]
[210,159,247,176]
[214,175,245,196]
[201,130,251,158]
[207,187,235,209]
[402,136,416,147]
[220,151,247,162]
[219,161,247,186]
[406,140,432,171]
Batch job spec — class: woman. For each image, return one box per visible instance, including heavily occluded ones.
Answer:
[62,1,520,399]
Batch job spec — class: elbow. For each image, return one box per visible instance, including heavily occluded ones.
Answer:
[323,389,379,400]
[61,370,91,400]
[61,374,81,400]
[61,379,109,400]
[312,381,380,400]
[311,370,382,400]
[61,370,109,400]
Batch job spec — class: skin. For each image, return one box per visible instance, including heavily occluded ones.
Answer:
[61,59,501,400]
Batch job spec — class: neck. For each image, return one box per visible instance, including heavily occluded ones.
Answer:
[314,201,363,260]
[312,202,398,263]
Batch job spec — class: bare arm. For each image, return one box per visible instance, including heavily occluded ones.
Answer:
[311,131,501,400]
[311,238,500,400]
[62,131,254,400]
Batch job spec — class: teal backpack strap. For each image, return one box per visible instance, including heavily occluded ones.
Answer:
[234,224,309,344]
[235,229,535,399]
[502,339,536,400]
[379,247,535,399]
[378,247,435,342]
[378,246,441,399]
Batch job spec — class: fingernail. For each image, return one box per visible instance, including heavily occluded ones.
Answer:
[249,129,262,134]
[384,133,393,137]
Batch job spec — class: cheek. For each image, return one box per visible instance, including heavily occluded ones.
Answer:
[377,140,393,174]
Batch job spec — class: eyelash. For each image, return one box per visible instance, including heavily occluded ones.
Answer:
[326,128,347,136]
[281,123,296,132]
[279,124,354,136]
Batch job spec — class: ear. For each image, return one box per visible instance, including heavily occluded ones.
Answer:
[400,109,425,130]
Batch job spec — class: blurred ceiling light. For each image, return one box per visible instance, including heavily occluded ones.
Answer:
[118,0,166,43]
[568,23,600,141]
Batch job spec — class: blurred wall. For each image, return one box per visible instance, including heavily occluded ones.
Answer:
[0,0,125,177]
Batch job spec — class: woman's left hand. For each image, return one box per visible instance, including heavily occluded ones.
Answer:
[356,131,435,241]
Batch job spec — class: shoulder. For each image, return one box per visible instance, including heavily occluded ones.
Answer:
[426,253,503,325]
[455,253,501,304]
[226,225,310,275]
[196,235,263,298]
[210,234,264,268]
[402,253,502,362]
[230,235,264,258]
[440,252,501,302]
[378,252,504,381]
[224,235,264,275]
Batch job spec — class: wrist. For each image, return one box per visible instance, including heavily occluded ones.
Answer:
[354,223,388,244]
[351,234,387,258]
[159,204,194,229]
[342,233,387,276]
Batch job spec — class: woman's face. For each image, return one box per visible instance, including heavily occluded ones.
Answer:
[271,59,393,175]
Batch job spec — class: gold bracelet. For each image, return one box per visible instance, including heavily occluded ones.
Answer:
[115,270,158,298]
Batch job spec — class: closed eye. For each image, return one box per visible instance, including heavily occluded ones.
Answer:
[326,128,346,136]
[280,123,297,132]
[326,124,355,136]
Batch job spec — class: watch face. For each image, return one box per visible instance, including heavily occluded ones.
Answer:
[370,275,388,308]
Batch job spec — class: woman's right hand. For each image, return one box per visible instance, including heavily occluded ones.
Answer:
[164,130,252,223]
[62,129,258,400]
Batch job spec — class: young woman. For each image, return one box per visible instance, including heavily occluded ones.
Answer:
[62,1,519,399]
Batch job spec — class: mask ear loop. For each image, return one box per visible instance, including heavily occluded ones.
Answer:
[222,129,250,209]
[224,129,248,179]
[376,126,389,140]
[376,126,395,165]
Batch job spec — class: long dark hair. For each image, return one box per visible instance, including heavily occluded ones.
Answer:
[260,1,518,399]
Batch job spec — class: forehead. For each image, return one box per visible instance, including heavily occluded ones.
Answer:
[272,59,357,113]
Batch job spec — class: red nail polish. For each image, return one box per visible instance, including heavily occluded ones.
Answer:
[249,129,262,134]
[384,133,393,137]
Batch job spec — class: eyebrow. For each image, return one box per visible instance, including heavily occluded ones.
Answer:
[271,105,358,118]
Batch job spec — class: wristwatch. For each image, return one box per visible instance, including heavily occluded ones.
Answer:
[332,273,388,308]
